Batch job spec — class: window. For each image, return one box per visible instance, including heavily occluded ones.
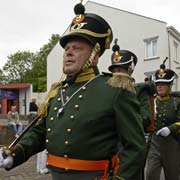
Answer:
[144,36,158,59]
[174,41,179,61]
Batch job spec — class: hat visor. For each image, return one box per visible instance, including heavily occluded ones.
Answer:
[154,76,176,84]
[108,65,118,72]
[108,62,130,72]
[60,33,96,48]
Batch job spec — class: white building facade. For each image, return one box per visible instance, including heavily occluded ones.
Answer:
[47,1,180,91]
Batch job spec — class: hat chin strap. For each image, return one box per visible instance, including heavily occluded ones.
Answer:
[82,43,100,70]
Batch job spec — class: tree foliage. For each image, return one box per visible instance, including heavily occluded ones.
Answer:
[1,34,60,92]
[3,51,35,83]
[0,69,7,84]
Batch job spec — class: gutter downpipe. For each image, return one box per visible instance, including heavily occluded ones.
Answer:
[167,28,171,69]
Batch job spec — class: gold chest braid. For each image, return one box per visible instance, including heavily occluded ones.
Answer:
[38,81,62,118]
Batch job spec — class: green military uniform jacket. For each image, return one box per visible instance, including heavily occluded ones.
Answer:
[155,95,180,135]
[135,82,155,131]
[9,67,146,180]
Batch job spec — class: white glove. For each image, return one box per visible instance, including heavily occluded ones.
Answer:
[0,149,13,168]
[156,127,170,137]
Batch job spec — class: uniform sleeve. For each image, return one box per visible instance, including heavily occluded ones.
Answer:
[138,90,152,131]
[113,89,146,180]
[8,118,46,169]
[168,98,180,135]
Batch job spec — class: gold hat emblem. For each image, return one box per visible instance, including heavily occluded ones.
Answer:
[113,51,122,62]
[73,14,85,24]
[158,69,166,78]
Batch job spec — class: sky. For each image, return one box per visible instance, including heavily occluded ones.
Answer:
[0,0,180,69]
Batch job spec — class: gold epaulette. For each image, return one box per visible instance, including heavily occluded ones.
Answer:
[107,72,135,94]
[37,81,62,118]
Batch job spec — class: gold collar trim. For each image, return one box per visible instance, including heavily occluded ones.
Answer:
[75,68,96,83]
[157,95,170,101]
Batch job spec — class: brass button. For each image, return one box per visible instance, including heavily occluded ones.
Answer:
[47,128,51,132]
[62,89,66,92]
[82,86,86,90]
[64,154,68,158]
[78,95,83,99]
[65,168,69,171]
[74,104,79,109]
[67,128,72,132]
[12,153,15,157]
[50,117,54,121]
[65,141,69,144]
[54,107,58,111]
[58,98,61,101]
[70,115,74,119]
[46,139,49,143]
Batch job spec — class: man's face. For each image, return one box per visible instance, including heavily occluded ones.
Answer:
[156,82,171,96]
[11,106,16,111]
[63,39,93,76]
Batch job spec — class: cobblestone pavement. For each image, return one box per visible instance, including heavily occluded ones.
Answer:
[0,155,52,180]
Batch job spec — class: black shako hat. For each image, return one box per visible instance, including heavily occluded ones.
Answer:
[155,57,177,84]
[60,1,113,57]
[108,39,137,72]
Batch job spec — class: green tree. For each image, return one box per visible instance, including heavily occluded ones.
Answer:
[0,69,7,83]
[3,51,35,83]
[2,34,60,92]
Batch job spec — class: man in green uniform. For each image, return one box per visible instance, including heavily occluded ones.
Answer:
[146,61,180,180]
[0,2,146,180]
[108,39,155,131]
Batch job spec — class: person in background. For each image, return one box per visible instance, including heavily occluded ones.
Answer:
[37,149,49,174]
[108,38,155,131]
[28,97,38,124]
[108,39,157,180]
[0,1,146,180]
[7,106,23,138]
[146,61,180,180]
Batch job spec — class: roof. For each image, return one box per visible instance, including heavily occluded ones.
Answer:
[0,83,31,89]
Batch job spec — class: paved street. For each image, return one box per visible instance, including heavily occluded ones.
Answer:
[0,155,52,180]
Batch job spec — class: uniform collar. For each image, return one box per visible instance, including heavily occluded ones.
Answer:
[157,95,170,101]
[63,66,100,85]
[75,66,99,83]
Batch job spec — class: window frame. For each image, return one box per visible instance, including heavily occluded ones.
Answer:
[144,36,159,60]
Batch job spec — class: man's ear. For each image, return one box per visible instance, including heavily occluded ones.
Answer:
[91,54,99,66]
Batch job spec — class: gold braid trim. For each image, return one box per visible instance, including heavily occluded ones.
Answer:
[37,81,62,118]
[70,29,110,38]
[107,72,136,94]
[70,29,111,49]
